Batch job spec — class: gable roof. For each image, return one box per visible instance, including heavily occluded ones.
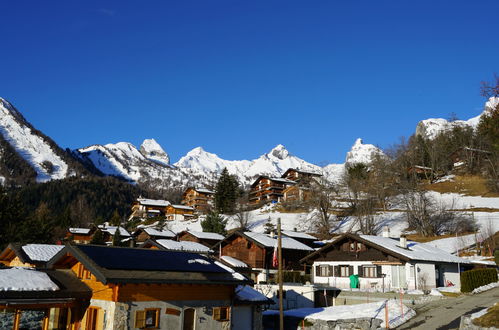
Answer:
[98,225,131,237]
[139,227,176,238]
[250,176,297,188]
[149,239,213,253]
[282,230,317,241]
[68,228,93,235]
[301,234,471,264]
[183,230,225,241]
[281,168,322,178]
[48,244,249,285]
[0,243,64,266]
[239,232,313,251]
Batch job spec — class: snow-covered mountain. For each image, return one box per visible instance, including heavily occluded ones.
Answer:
[416,97,498,139]
[0,98,83,183]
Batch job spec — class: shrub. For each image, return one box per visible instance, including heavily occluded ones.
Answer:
[460,268,498,293]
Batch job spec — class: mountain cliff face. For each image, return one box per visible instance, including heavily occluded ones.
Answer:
[0,98,86,184]
[0,97,386,189]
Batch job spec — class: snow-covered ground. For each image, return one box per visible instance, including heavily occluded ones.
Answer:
[472,281,499,294]
[264,300,416,328]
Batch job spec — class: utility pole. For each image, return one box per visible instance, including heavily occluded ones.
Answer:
[278,217,284,330]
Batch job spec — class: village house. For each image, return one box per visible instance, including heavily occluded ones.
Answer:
[182,187,215,213]
[97,224,132,244]
[129,197,170,219]
[0,243,64,268]
[214,231,314,283]
[449,146,492,173]
[301,233,472,291]
[281,168,322,183]
[47,244,253,330]
[66,227,96,244]
[0,265,92,330]
[248,176,296,205]
[165,204,195,221]
[132,227,176,243]
[140,238,213,254]
[176,230,225,248]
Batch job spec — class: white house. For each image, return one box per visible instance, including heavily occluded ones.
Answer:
[301,233,472,291]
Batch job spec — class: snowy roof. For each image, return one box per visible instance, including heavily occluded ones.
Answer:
[98,225,131,237]
[137,198,170,207]
[244,232,314,251]
[22,244,65,262]
[155,239,213,253]
[235,285,271,303]
[143,227,176,238]
[0,268,59,291]
[68,228,92,235]
[359,235,471,264]
[221,255,249,268]
[187,230,224,241]
[282,230,317,240]
[195,188,215,194]
[282,168,322,177]
[171,204,195,210]
[425,234,477,254]
[269,177,297,184]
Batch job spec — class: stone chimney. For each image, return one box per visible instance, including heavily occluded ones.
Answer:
[399,234,407,249]
[382,226,390,238]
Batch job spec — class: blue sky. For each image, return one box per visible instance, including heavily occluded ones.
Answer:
[1,1,498,165]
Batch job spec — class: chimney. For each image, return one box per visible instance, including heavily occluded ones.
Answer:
[399,234,407,249]
[382,226,390,238]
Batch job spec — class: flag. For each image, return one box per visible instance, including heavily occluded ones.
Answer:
[272,242,278,268]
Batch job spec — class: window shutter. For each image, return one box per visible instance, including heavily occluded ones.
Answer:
[334,265,340,277]
[135,310,146,329]
[315,265,321,277]
[358,265,364,277]
[328,265,334,277]
[349,266,354,276]
[376,265,382,278]
[213,307,221,321]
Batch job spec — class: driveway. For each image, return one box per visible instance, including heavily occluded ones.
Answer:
[398,287,499,330]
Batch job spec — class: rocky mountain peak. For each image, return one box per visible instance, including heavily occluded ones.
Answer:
[345,138,384,165]
[140,138,170,166]
[268,144,289,160]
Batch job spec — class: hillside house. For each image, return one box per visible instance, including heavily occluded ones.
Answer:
[97,225,132,244]
[301,233,472,291]
[140,239,213,254]
[48,244,251,330]
[249,176,296,205]
[165,204,195,221]
[176,230,225,248]
[133,227,176,243]
[449,147,492,173]
[0,266,92,330]
[66,227,96,244]
[182,187,215,213]
[215,231,314,283]
[0,243,64,268]
[281,168,322,182]
[129,198,170,219]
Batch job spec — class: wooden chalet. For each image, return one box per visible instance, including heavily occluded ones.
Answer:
[0,266,92,330]
[165,204,195,221]
[248,176,296,205]
[407,165,434,180]
[97,225,132,244]
[301,233,472,291]
[66,227,96,243]
[281,168,322,182]
[176,230,225,248]
[132,227,176,243]
[48,244,251,330]
[129,198,170,220]
[215,231,314,283]
[449,147,492,173]
[0,243,64,268]
[181,187,214,213]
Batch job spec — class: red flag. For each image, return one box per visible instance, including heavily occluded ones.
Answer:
[272,242,278,268]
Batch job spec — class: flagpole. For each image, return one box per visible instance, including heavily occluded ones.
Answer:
[278,217,284,330]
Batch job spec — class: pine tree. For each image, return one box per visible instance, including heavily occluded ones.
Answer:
[214,168,240,214]
[90,229,106,245]
[201,211,227,236]
[109,209,121,226]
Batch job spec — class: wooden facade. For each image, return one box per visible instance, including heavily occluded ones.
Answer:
[281,168,321,182]
[248,176,296,205]
[181,187,214,213]
[129,198,170,220]
[176,231,223,248]
[165,205,195,221]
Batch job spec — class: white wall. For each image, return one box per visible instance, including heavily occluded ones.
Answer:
[415,263,437,290]
[441,263,461,288]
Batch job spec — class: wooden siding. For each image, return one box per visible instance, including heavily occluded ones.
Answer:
[222,236,266,268]
[70,262,116,301]
[314,237,402,263]
[117,283,234,301]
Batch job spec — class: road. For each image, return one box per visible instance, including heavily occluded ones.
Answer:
[398,287,499,330]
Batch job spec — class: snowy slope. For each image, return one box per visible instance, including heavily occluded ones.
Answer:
[140,138,171,167]
[345,138,384,165]
[416,97,498,139]
[0,98,71,182]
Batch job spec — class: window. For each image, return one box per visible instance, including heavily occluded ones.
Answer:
[85,307,99,330]
[213,307,230,321]
[363,266,377,278]
[135,309,160,329]
[315,264,332,277]
[339,265,351,277]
